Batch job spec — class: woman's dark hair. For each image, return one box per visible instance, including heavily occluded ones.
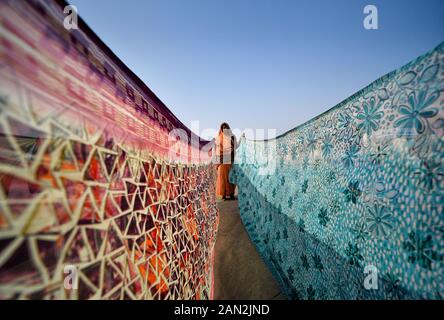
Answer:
[219,122,230,133]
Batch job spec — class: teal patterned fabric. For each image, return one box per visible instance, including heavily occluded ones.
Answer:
[230,42,444,299]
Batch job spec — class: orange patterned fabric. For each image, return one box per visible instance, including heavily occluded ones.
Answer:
[0,0,218,299]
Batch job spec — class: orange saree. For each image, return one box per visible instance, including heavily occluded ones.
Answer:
[216,163,235,198]
[215,131,236,198]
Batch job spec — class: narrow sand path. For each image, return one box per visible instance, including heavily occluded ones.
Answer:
[213,200,287,300]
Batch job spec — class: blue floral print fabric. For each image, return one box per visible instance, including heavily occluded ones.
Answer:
[230,42,444,299]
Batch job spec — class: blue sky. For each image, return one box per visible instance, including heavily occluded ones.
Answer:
[70,0,444,139]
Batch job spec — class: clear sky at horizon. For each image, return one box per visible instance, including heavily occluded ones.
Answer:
[69,0,444,139]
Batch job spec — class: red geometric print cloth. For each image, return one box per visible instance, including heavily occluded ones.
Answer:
[0,0,218,299]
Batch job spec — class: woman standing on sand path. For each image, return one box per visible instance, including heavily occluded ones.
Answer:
[214,122,237,201]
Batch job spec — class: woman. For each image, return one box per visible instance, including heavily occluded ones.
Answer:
[215,122,237,200]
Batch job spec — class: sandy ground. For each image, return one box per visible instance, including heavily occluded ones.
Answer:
[213,200,287,300]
